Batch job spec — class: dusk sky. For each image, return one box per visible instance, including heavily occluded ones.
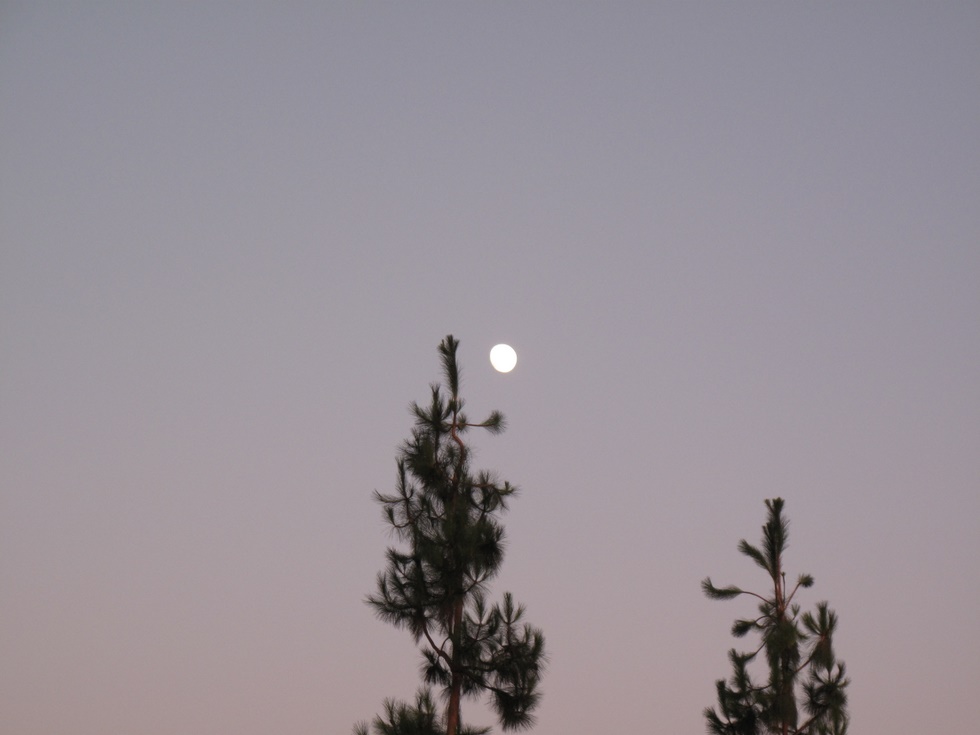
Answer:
[2,4,978,734]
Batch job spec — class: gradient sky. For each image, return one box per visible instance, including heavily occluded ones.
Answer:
[2,4,978,734]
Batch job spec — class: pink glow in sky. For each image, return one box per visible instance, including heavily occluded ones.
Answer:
[1,4,978,734]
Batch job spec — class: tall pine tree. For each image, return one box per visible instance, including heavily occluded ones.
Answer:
[702,498,849,735]
[356,336,545,735]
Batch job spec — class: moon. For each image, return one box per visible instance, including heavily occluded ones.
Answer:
[489,344,517,373]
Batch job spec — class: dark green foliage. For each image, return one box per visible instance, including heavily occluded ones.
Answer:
[357,336,545,735]
[354,689,443,735]
[353,689,494,735]
[702,499,849,735]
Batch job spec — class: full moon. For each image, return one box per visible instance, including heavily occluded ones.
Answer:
[489,344,517,373]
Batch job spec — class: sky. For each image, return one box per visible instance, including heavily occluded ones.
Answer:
[1,3,978,734]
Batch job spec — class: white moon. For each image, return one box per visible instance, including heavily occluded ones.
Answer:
[490,344,517,373]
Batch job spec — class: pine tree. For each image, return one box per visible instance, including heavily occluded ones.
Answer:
[702,498,849,735]
[356,336,545,735]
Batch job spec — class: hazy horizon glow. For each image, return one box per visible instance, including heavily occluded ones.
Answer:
[1,4,978,734]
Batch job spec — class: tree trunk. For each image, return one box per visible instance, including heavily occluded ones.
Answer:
[445,598,464,735]
[446,671,462,735]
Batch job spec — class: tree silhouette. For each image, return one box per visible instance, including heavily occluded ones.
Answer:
[702,498,849,735]
[356,336,545,735]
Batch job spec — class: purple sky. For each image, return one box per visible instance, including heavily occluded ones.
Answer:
[2,4,978,734]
